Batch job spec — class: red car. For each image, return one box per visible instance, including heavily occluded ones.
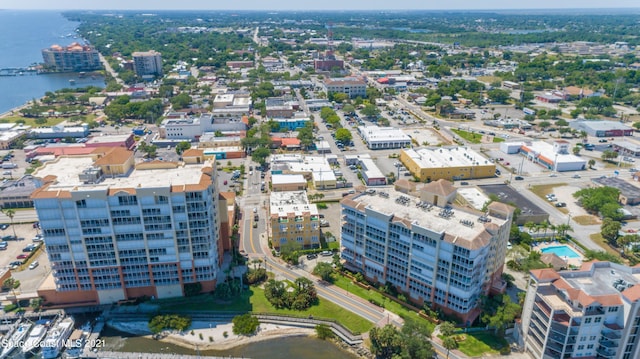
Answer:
[16,254,29,259]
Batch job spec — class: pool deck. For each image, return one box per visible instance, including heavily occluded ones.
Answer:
[534,242,584,268]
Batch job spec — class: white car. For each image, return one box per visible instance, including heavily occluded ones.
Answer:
[28,261,39,270]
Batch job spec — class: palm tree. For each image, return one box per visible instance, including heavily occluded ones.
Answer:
[549,224,557,239]
[1,208,17,239]
[524,221,535,234]
[3,278,20,308]
[556,223,573,237]
[539,222,549,239]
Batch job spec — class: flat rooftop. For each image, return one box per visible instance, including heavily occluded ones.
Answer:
[523,141,586,165]
[479,184,547,217]
[86,134,132,144]
[358,126,411,142]
[269,191,319,217]
[34,156,211,190]
[345,189,508,250]
[404,147,492,168]
[561,262,640,297]
[272,174,306,185]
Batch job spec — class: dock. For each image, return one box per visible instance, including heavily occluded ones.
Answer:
[0,67,39,76]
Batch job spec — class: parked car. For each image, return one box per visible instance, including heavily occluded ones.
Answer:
[0,241,7,250]
[460,181,469,185]
[321,251,333,257]
[28,261,39,270]
[572,174,581,179]
[0,224,8,230]
[306,253,318,260]
[16,254,29,259]
[555,202,567,208]
[514,176,524,180]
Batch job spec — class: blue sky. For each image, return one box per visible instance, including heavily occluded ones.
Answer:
[2,0,639,10]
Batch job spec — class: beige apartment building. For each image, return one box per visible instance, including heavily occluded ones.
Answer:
[269,191,320,250]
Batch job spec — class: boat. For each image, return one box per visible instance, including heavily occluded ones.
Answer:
[69,79,76,85]
[0,322,32,358]
[63,329,85,359]
[41,317,75,359]
[21,320,50,354]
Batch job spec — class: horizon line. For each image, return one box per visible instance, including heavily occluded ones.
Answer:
[2,7,640,11]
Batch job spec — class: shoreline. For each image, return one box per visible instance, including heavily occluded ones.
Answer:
[107,320,316,351]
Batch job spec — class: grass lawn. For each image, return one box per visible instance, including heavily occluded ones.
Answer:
[529,183,567,199]
[157,286,373,334]
[456,331,508,356]
[331,275,435,332]
[0,115,66,127]
[573,215,601,226]
[492,137,505,143]
[589,233,624,260]
[451,129,482,144]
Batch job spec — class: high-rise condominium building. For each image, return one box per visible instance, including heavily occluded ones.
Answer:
[31,148,220,305]
[340,184,513,323]
[41,43,101,72]
[132,50,163,77]
[521,262,640,359]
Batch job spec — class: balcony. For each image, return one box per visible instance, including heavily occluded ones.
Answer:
[584,306,604,316]
[601,330,621,340]
[599,340,617,349]
[597,347,616,358]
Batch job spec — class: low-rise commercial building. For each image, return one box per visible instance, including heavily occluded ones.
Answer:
[269,191,320,250]
[0,175,43,209]
[358,126,412,150]
[341,189,513,322]
[501,141,587,172]
[324,77,366,99]
[521,262,640,359]
[160,113,247,141]
[613,140,640,158]
[271,174,307,192]
[400,147,495,182]
[592,176,640,205]
[359,158,387,186]
[265,97,295,118]
[570,120,634,138]
[271,154,337,190]
[86,134,136,150]
[272,117,311,131]
[30,124,89,139]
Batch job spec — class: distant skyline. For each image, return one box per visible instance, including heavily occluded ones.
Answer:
[2,0,640,11]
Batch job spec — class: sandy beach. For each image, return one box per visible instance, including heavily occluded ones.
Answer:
[108,320,316,351]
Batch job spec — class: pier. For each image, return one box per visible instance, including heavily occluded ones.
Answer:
[0,67,40,76]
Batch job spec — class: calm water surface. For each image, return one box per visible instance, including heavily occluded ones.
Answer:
[101,327,359,359]
[0,10,105,113]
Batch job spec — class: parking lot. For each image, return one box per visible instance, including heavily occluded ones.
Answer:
[0,223,50,295]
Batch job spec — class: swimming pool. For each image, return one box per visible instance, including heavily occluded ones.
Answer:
[540,245,581,259]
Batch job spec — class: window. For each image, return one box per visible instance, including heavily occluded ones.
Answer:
[595,317,602,323]
[609,306,620,312]
[584,318,592,324]
[587,344,594,349]
[589,335,596,341]
[580,336,587,342]
[118,195,138,206]
[577,345,584,350]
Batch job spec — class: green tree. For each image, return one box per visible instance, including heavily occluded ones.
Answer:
[232,314,260,335]
[342,104,355,114]
[361,104,380,118]
[442,336,459,359]
[2,278,20,308]
[487,89,511,104]
[573,187,621,215]
[251,147,271,166]
[369,325,402,359]
[30,297,44,311]
[588,159,596,169]
[482,295,521,335]
[1,208,17,239]
[335,128,353,143]
[439,322,457,337]
[601,218,622,243]
[175,141,192,155]
[315,324,334,340]
[312,262,334,282]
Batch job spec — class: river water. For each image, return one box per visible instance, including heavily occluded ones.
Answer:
[101,327,359,359]
[0,10,105,114]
